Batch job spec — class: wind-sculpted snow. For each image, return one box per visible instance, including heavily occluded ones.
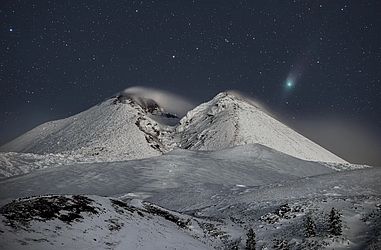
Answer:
[0,151,101,178]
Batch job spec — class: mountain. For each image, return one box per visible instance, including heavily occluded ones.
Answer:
[1,91,346,163]
[176,92,346,163]
[0,90,379,249]
[0,94,176,161]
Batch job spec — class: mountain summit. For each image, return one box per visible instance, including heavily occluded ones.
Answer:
[1,91,346,163]
[176,92,346,163]
[0,95,175,161]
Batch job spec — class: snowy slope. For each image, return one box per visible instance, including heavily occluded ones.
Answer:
[0,151,128,178]
[0,144,347,202]
[0,97,175,161]
[176,92,346,163]
[0,145,379,249]
[0,152,80,178]
[0,195,228,250]
[175,167,381,249]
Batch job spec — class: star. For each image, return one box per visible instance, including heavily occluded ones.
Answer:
[9,28,13,32]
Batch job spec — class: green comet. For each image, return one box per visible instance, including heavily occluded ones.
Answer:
[286,81,293,88]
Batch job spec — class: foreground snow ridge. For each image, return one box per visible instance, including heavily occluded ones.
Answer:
[0,166,380,249]
[1,91,346,163]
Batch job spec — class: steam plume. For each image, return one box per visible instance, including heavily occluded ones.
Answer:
[121,86,195,117]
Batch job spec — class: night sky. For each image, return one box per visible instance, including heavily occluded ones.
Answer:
[1,1,380,165]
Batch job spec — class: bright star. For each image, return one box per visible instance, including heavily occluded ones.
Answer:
[9,28,13,32]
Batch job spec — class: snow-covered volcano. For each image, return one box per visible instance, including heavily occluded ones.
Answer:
[0,90,379,250]
[177,92,346,163]
[0,94,176,161]
[1,91,346,163]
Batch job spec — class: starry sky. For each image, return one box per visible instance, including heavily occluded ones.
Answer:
[1,1,380,165]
